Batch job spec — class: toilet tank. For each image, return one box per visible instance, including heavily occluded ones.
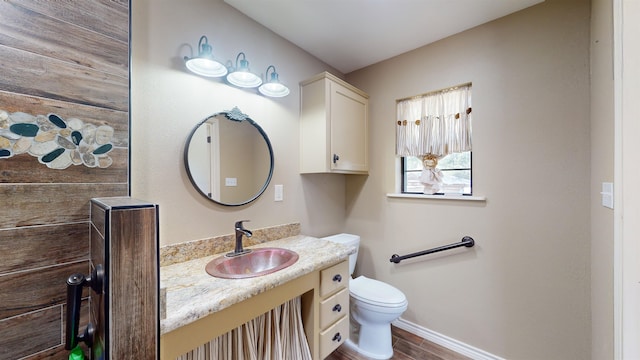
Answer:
[322,233,360,276]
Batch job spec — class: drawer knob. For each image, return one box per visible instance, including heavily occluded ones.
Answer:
[332,304,342,312]
[332,274,342,283]
[332,333,342,342]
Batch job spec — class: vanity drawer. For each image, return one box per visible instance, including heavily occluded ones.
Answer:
[320,261,348,297]
[319,315,349,359]
[320,288,349,329]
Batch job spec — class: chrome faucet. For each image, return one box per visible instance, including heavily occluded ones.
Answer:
[227,220,252,257]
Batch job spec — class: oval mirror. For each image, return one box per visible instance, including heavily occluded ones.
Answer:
[184,107,274,206]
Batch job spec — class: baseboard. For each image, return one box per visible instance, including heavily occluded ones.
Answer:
[392,318,505,360]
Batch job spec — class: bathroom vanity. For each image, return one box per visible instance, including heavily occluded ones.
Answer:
[160,235,354,359]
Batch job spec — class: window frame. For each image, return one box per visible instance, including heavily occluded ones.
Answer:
[401,152,473,195]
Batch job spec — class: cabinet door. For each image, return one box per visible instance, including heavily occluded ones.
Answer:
[330,82,368,172]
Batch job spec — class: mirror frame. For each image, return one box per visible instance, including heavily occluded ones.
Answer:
[184,107,274,206]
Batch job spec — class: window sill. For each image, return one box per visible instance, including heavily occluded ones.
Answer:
[386,193,486,201]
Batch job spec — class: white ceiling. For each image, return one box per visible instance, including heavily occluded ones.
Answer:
[225,0,543,74]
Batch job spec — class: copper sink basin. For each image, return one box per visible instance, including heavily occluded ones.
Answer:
[205,247,299,279]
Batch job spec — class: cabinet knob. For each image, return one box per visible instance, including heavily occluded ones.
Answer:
[333,154,340,163]
[332,274,342,283]
[332,333,342,342]
[332,304,342,312]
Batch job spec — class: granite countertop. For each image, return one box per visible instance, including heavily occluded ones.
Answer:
[160,235,355,335]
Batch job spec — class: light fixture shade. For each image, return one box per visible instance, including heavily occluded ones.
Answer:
[227,53,262,88]
[184,36,227,77]
[258,66,290,97]
[186,58,228,77]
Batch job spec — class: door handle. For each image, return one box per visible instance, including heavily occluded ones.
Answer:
[65,265,103,350]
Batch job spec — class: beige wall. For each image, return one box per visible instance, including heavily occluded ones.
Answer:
[345,0,592,359]
[590,0,615,359]
[131,0,347,245]
[131,0,613,359]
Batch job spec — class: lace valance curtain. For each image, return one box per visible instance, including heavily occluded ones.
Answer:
[396,84,472,157]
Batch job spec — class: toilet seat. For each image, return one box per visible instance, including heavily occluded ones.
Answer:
[350,276,407,308]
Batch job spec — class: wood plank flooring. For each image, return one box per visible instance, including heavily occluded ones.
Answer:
[326,325,472,360]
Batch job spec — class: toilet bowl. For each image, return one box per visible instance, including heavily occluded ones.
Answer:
[323,234,408,360]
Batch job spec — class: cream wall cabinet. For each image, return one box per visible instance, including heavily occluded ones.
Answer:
[300,72,369,174]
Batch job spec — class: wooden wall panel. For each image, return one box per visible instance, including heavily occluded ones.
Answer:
[12,0,129,44]
[0,261,88,320]
[91,215,107,263]
[0,0,129,357]
[92,198,159,359]
[90,281,106,360]
[0,150,128,184]
[0,306,61,359]
[91,202,107,238]
[0,184,128,228]
[0,223,89,274]
[0,2,128,77]
[0,45,128,111]
[24,345,73,360]
[111,207,158,359]
[90,203,107,360]
[23,347,71,360]
[1,300,91,360]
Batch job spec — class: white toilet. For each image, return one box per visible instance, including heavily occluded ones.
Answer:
[323,233,408,360]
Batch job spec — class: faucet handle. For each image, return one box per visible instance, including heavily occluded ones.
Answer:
[235,220,250,229]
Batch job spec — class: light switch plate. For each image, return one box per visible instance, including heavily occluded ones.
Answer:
[274,184,283,201]
[601,182,613,209]
[225,178,237,187]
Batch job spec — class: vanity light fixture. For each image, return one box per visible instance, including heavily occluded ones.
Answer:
[182,39,289,98]
[184,35,228,77]
[258,65,290,98]
[226,52,263,88]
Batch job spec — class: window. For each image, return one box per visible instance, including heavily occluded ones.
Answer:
[402,152,472,195]
[395,83,472,196]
